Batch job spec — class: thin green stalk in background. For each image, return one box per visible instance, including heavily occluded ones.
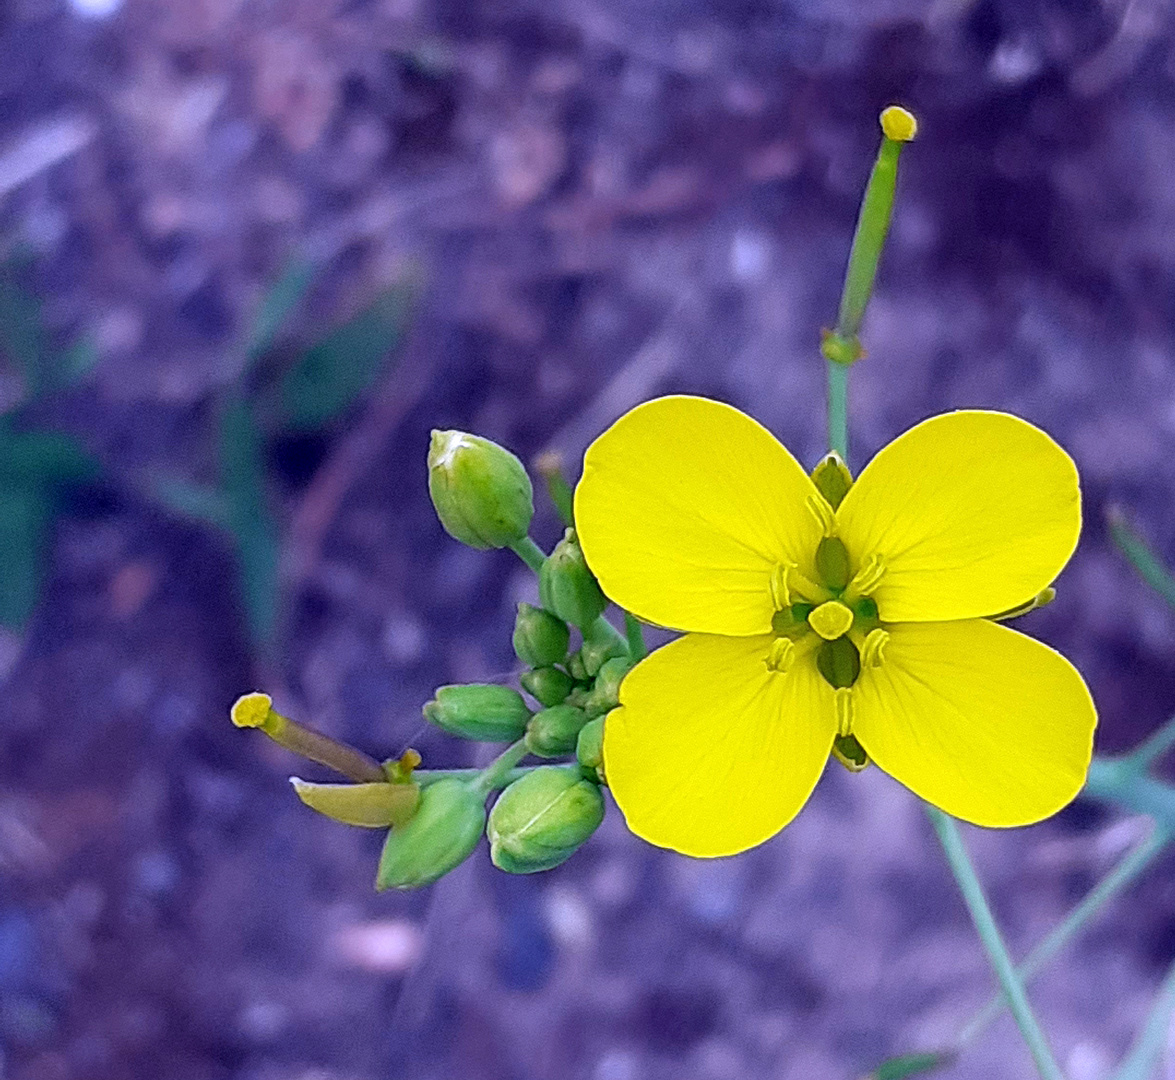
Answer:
[1109,507,1175,612]
[1111,957,1175,1080]
[925,806,1067,1080]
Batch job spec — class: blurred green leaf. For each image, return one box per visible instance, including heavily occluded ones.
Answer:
[53,338,101,387]
[245,258,317,363]
[866,1051,956,1080]
[0,482,47,628]
[278,287,409,432]
[0,264,47,400]
[150,477,231,531]
[0,422,98,486]
[220,395,280,648]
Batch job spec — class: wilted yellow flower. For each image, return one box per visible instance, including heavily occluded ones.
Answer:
[575,396,1097,857]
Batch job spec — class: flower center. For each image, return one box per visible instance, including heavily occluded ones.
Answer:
[808,601,854,640]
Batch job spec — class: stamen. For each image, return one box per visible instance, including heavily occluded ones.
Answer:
[765,637,795,673]
[834,688,854,736]
[845,553,886,601]
[769,562,831,608]
[769,564,791,610]
[860,628,890,668]
[805,494,837,538]
[808,600,854,641]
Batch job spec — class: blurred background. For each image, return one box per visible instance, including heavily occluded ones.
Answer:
[3,0,1175,1077]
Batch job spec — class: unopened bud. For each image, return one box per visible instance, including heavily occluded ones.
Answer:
[487,767,605,874]
[582,656,632,717]
[567,650,589,681]
[576,716,605,782]
[526,704,589,757]
[376,778,485,890]
[291,777,420,827]
[539,528,606,631]
[428,430,533,549]
[512,603,570,667]
[810,452,853,510]
[580,617,628,677]
[520,666,575,708]
[423,684,531,741]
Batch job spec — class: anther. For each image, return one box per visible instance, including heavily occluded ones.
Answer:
[765,637,795,674]
[845,553,886,600]
[808,601,854,642]
[834,688,854,737]
[804,494,837,538]
[860,628,889,668]
[769,564,791,610]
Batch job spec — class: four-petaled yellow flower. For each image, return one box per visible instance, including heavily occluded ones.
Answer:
[575,396,1097,857]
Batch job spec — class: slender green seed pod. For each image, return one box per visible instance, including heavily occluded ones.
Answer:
[539,528,606,631]
[428,430,533,549]
[526,704,590,757]
[488,767,605,874]
[520,666,575,708]
[423,684,532,741]
[291,777,420,827]
[512,603,570,667]
[376,778,486,890]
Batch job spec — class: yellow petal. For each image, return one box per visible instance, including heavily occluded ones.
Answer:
[604,632,836,856]
[852,620,1097,827]
[575,396,824,635]
[836,411,1080,622]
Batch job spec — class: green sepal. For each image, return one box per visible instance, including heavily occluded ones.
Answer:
[487,766,604,874]
[428,430,534,550]
[376,778,485,890]
[526,704,589,757]
[831,734,869,772]
[291,777,420,827]
[423,684,532,741]
[810,451,853,509]
[581,656,632,717]
[512,602,570,667]
[567,650,589,681]
[580,616,629,677]
[539,528,606,631]
[520,666,575,708]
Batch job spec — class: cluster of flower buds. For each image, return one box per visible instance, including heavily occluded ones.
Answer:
[233,427,638,890]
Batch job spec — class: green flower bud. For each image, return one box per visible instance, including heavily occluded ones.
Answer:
[512,603,570,667]
[423,684,531,741]
[580,617,628,677]
[810,451,853,510]
[566,650,589,681]
[581,656,632,717]
[520,665,575,708]
[575,716,605,782]
[377,778,485,890]
[487,767,605,874]
[525,704,589,757]
[539,528,606,631]
[291,777,420,827]
[428,430,534,549]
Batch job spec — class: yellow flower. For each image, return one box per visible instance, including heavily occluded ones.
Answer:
[575,396,1097,857]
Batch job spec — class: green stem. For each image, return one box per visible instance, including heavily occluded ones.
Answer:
[413,762,576,787]
[1084,757,1175,828]
[535,452,575,528]
[624,611,648,661]
[1112,958,1175,1080]
[1108,507,1175,611]
[959,823,1171,1047]
[925,805,1066,1080]
[472,738,531,796]
[827,359,849,460]
[509,536,547,573]
[1125,712,1175,774]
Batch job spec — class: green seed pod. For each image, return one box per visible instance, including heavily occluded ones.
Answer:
[512,603,570,668]
[423,684,532,741]
[580,617,628,677]
[488,767,605,874]
[427,430,534,549]
[526,704,589,757]
[376,778,486,890]
[539,528,606,631]
[810,451,853,510]
[520,666,575,708]
[291,777,420,827]
[576,716,605,782]
[582,656,632,717]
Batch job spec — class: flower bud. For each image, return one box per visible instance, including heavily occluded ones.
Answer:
[520,666,575,708]
[575,716,605,782]
[580,617,628,677]
[291,777,420,827]
[376,778,486,890]
[512,603,570,668]
[428,430,534,549]
[581,656,632,717]
[810,452,853,510]
[526,704,589,757]
[487,767,605,874]
[423,684,531,741]
[567,650,589,681]
[539,528,607,631]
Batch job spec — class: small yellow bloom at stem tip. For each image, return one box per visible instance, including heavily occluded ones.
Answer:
[880,105,917,142]
[231,691,273,728]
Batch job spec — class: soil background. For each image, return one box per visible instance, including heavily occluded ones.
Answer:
[3,0,1175,1078]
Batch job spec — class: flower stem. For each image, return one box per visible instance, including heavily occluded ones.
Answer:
[959,823,1171,1047]
[510,536,547,572]
[624,611,648,661]
[472,738,531,796]
[1111,957,1175,1080]
[924,805,1066,1080]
